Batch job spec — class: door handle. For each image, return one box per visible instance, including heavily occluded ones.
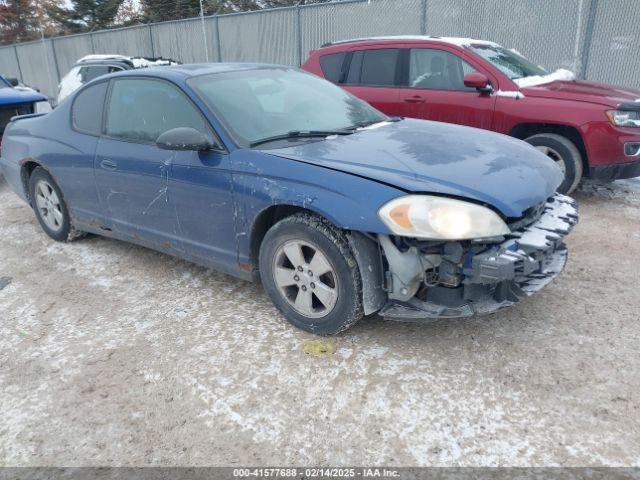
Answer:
[404,95,426,103]
[100,159,117,171]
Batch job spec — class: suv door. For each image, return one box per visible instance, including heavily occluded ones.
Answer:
[59,64,126,103]
[398,46,497,129]
[341,48,403,116]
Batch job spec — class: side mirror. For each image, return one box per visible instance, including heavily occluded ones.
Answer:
[7,77,19,87]
[156,127,215,152]
[464,72,492,93]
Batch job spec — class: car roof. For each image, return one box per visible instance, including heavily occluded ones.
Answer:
[318,35,499,49]
[104,62,294,81]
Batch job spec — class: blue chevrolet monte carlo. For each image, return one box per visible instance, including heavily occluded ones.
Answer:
[0,64,578,334]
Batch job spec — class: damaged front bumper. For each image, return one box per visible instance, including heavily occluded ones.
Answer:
[378,194,579,322]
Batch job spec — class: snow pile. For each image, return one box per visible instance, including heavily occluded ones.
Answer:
[131,58,178,68]
[435,37,498,48]
[514,69,575,88]
[579,177,640,204]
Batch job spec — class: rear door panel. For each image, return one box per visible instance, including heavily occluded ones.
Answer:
[341,47,403,116]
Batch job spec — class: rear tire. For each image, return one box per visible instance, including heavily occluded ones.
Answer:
[29,167,83,242]
[259,213,363,335]
[525,133,584,194]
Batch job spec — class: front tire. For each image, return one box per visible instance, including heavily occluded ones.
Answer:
[29,167,79,242]
[259,213,363,335]
[525,133,584,194]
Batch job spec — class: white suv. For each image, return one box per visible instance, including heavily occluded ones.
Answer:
[57,54,179,104]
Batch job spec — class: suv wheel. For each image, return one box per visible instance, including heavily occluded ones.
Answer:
[525,133,584,194]
[259,213,363,335]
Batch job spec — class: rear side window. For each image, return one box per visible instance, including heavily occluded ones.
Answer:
[346,49,400,86]
[319,52,347,83]
[72,81,108,135]
[105,78,208,143]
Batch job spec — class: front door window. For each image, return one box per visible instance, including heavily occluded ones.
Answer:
[408,48,477,91]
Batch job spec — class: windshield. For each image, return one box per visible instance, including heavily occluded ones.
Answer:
[188,67,388,147]
[471,45,547,80]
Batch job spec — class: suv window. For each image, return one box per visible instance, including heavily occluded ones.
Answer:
[72,81,108,135]
[346,49,400,86]
[80,65,124,83]
[105,78,208,143]
[408,49,478,91]
[319,52,347,83]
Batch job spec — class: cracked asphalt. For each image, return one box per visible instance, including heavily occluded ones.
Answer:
[1,174,639,467]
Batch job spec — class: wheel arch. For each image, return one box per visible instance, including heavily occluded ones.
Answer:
[509,122,589,173]
[19,159,44,204]
[249,204,340,269]
[249,203,386,316]
[20,160,76,232]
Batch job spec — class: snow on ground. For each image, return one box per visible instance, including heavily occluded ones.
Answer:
[578,177,640,204]
[1,174,640,467]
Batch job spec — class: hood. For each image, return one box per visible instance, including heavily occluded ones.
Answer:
[266,119,562,218]
[0,85,47,106]
[521,79,640,108]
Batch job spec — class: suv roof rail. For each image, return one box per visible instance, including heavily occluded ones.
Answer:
[77,54,179,65]
[320,35,443,48]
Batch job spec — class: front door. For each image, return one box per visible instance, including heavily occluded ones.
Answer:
[95,137,177,247]
[169,149,237,270]
[94,77,234,258]
[398,47,497,130]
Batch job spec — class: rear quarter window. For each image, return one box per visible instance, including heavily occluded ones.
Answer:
[81,65,124,83]
[319,52,347,83]
[72,81,108,135]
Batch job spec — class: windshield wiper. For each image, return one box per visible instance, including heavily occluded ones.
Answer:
[250,130,353,148]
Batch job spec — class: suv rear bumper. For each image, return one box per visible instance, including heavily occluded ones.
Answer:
[589,158,640,181]
[380,194,578,322]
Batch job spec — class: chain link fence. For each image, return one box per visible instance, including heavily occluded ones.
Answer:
[0,0,638,99]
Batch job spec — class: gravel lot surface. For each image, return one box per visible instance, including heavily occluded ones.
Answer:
[1,175,639,467]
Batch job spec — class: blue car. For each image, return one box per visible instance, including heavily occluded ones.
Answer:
[0,75,49,140]
[0,64,578,334]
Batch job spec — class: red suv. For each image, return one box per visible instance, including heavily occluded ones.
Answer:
[302,36,640,194]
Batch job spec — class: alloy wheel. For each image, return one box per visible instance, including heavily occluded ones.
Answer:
[34,180,64,232]
[272,239,339,319]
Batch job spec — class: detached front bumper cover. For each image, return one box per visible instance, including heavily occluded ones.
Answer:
[380,194,579,321]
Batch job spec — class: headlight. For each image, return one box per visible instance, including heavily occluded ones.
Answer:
[378,195,510,240]
[606,110,640,127]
